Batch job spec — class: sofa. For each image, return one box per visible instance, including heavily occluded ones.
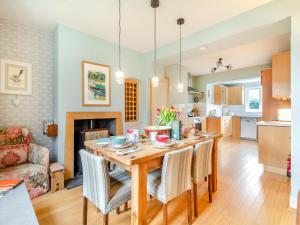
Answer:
[0,127,50,199]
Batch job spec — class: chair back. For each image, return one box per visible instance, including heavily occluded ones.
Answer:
[192,139,214,183]
[79,149,110,211]
[83,129,109,142]
[161,146,193,202]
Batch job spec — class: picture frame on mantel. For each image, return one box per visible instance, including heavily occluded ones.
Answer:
[0,59,32,95]
[82,61,111,106]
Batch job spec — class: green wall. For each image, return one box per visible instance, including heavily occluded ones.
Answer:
[54,25,144,164]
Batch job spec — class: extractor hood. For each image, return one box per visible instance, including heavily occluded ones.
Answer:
[188,73,200,94]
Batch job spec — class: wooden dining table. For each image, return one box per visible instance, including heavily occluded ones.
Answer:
[84,132,222,225]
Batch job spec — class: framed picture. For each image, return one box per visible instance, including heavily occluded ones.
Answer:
[0,59,32,95]
[82,61,111,106]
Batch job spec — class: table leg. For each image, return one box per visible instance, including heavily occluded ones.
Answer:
[131,163,148,225]
[212,139,219,193]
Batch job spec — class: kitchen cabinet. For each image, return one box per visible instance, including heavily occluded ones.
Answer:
[258,124,291,175]
[227,86,244,105]
[207,116,232,137]
[272,51,290,99]
[232,116,241,138]
[261,68,291,121]
[214,85,228,105]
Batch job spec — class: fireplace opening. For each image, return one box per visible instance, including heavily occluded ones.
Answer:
[65,118,116,189]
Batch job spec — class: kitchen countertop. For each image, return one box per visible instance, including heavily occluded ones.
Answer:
[207,115,232,118]
[234,115,261,118]
[256,121,291,127]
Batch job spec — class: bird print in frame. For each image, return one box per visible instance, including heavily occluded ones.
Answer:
[0,59,32,95]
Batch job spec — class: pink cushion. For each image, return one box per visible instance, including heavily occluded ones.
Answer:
[0,144,29,169]
[0,127,32,146]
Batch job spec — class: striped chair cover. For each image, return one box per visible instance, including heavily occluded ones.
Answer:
[147,146,193,203]
[192,139,214,183]
[79,150,131,214]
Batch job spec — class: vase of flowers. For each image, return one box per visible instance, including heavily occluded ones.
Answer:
[144,106,181,137]
[156,106,180,126]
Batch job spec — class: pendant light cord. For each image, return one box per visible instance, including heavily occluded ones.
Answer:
[154,7,157,77]
[118,0,122,70]
[179,23,182,83]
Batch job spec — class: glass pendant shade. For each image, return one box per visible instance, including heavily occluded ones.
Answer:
[115,70,125,84]
[151,76,159,88]
[177,83,184,93]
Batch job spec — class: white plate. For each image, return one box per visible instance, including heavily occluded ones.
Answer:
[152,140,176,148]
[187,135,203,140]
[96,141,111,145]
[107,142,133,149]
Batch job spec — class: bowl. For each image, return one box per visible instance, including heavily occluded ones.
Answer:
[156,135,170,143]
[144,126,171,137]
[112,136,127,145]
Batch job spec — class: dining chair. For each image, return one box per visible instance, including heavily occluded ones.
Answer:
[80,149,131,225]
[192,139,214,217]
[147,147,193,225]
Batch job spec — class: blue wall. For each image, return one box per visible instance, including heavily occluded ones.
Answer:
[54,25,143,164]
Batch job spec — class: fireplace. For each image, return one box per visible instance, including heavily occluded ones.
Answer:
[65,118,117,189]
[64,112,123,181]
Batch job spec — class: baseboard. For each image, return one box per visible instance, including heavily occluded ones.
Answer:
[264,165,287,176]
[290,196,297,209]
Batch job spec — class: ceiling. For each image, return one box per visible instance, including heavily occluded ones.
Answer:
[183,34,290,75]
[0,0,272,52]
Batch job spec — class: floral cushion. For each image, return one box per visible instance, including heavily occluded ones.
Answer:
[0,144,29,169]
[0,163,49,199]
[0,127,32,146]
[28,144,49,167]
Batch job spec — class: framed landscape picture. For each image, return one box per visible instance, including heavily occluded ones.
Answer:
[82,61,111,106]
[0,59,32,95]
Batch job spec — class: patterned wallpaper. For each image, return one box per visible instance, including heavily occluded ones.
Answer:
[0,20,55,160]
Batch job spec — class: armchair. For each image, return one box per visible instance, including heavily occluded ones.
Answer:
[0,127,50,199]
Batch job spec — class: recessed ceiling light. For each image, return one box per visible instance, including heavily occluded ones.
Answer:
[199,46,208,51]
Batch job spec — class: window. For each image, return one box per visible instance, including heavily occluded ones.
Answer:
[125,78,139,122]
[245,86,262,112]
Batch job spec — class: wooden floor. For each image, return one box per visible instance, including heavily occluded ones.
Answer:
[32,138,296,225]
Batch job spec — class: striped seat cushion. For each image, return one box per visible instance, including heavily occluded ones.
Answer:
[147,169,166,203]
[107,178,131,213]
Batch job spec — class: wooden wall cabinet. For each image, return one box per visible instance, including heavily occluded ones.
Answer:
[261,68,291,121]
[272,51,291,99]
[227,86,244,105]
[214,85,228,105]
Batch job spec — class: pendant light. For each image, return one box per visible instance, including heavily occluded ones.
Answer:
[115,0,124,84]
[177,18,184,93]
[151,0,159,88]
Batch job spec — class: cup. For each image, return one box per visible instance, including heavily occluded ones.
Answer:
[156,135,170,143]
[127,129,140,143]
[112,136,127,145]
[149,131,158,143]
